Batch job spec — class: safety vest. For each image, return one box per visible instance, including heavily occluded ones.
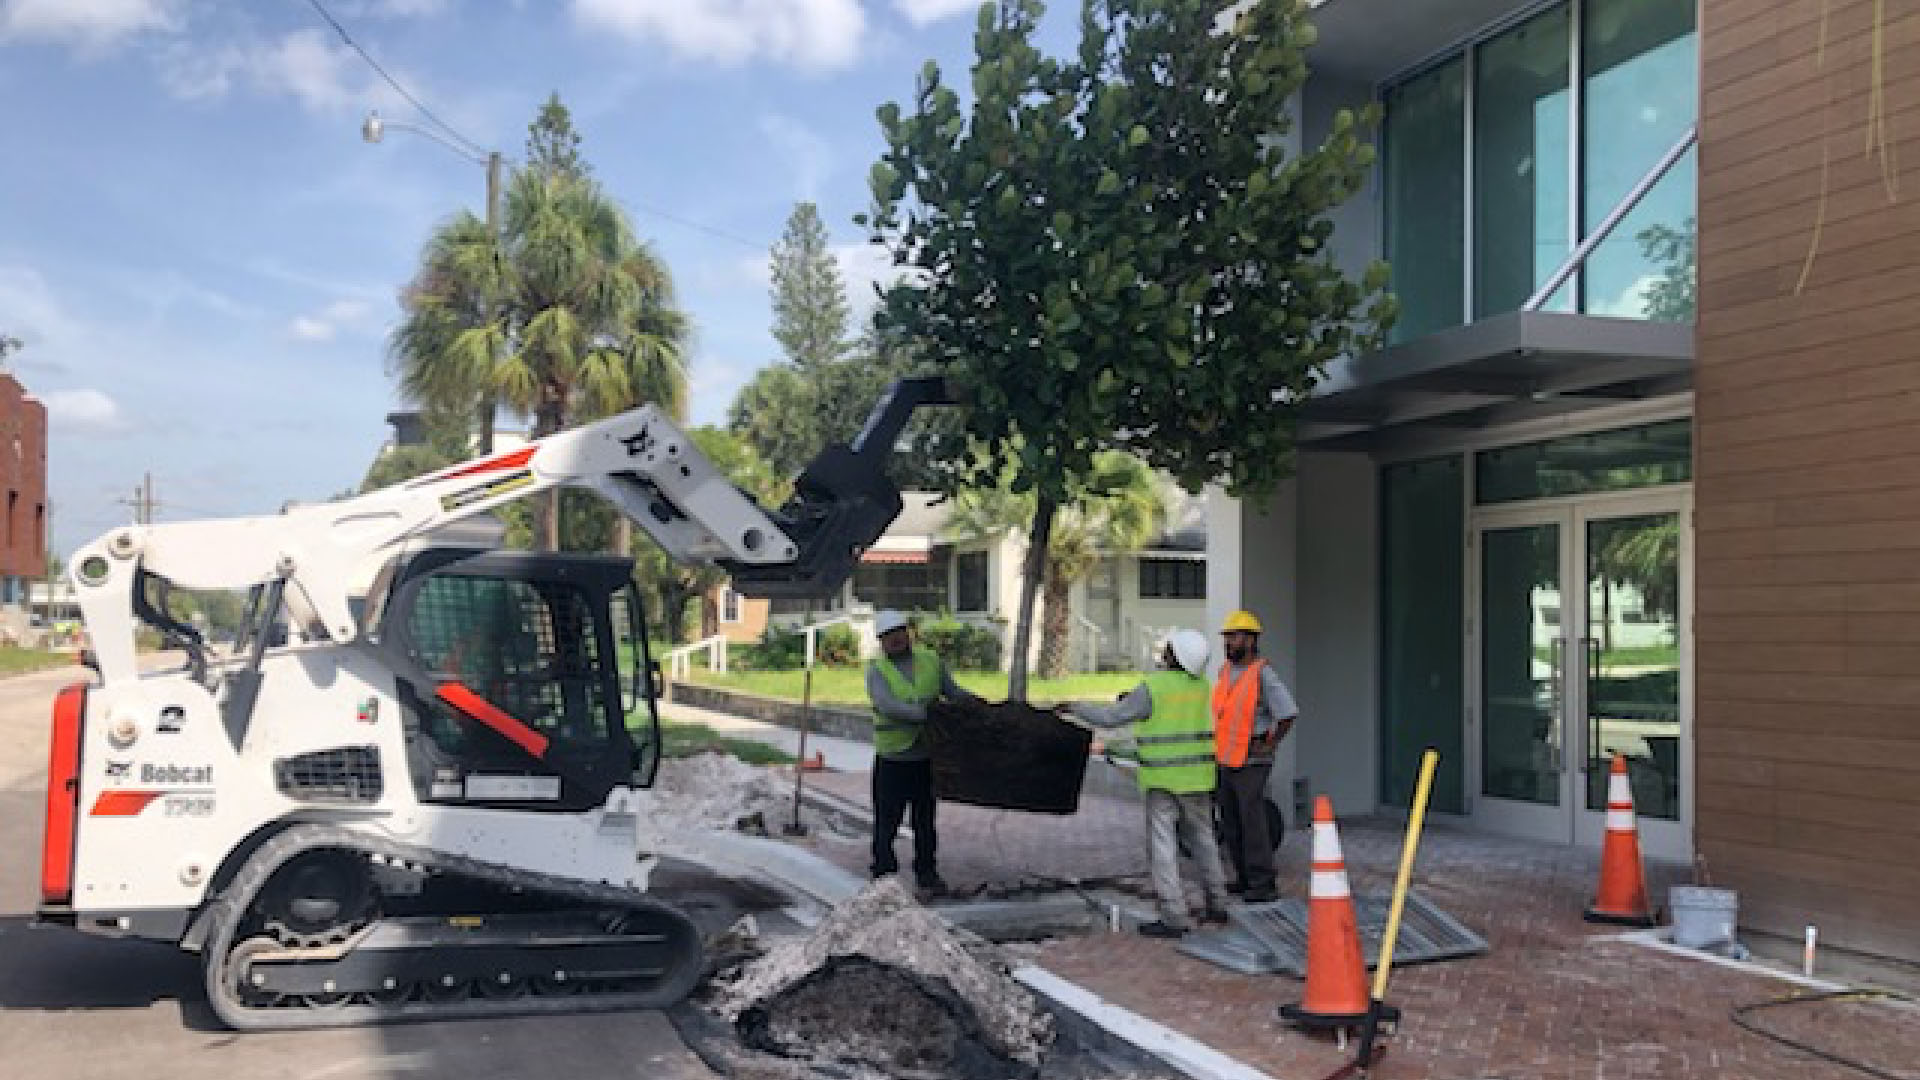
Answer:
[869,646,943,757]
[1134,671,1217,795]
[1212,659,1267,768]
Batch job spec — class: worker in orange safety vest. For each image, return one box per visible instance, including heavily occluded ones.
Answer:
[1212,609,1298,903]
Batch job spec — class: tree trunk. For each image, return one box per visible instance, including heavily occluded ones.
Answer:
[1038,564,1071,681]
[700,590,719,639]
[534,401,564,552]
[613,517,634,557]
[475,394,496,456]
[659,582,693,645]
[1005,494,1057,704]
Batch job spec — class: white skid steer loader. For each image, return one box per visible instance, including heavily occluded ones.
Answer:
[34,378,950,1030]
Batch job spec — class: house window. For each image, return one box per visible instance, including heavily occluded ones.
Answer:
[955,551,989,612]
[720,587,742,625]
[1139,558,1205,600]
[852,559,947,614]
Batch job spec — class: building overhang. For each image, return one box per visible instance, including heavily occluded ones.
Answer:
[1306,0,1535,84]
[1298,312,1693,452]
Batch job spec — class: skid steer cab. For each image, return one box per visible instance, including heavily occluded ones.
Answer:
[34,379,951,1030]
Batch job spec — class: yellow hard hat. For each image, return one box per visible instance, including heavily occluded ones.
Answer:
[1221,610,1263,634]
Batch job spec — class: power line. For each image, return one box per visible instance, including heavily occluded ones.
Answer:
[617,197,768,252]
[302,0,487,160]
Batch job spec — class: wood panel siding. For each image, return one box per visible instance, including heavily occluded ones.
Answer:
[1696,0,1920,962]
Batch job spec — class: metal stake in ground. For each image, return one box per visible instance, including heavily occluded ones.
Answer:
[1354,748,1440,1071]
[784,600,816,837]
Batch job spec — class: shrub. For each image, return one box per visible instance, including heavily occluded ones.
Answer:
[744,626,804,670]
[819,623,860,667]
[916,618,1001,671]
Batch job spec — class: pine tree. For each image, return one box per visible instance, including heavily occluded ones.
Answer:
[525,92,589,179]
[768,202,849,374]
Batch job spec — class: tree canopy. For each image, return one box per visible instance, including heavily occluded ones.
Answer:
[862,0,1390,695]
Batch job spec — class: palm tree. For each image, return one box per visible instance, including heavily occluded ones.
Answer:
[390,169,691,550]
[950,451,1166,684]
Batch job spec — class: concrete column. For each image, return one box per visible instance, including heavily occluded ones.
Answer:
[1205,481,1300,828]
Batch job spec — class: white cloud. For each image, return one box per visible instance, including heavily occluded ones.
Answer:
[42,389,128,433]
[251,28,385,113]
[570,0,866,71]
[892,0,978,27]
[833,241,912,320]
[338,0,450,16]
[758,114,834,201]
[0,0,180,50]
[288,298,379,343]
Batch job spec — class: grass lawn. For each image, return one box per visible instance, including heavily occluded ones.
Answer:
[0,645,80,677]
[650,717,795,765]
[683,667,1144,705]
[1532,644,1678,669]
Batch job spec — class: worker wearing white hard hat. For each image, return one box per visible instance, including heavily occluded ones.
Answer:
[864,610,983,895]
[1060,629,1230,938]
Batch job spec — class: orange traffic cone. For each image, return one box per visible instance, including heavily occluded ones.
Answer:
[1585,753,1656,926]
[801,750,827,772]
[1279,796,1387,1030]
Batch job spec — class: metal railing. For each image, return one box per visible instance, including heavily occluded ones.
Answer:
[1523,124,1697,313]
[797,613,858,669]
[662,633,728,680]
[1071,613,1104,674]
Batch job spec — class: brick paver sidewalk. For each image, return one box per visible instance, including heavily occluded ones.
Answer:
[786,764,1918,1080]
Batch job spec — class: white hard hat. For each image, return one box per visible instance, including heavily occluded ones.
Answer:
[1169,629,1209,676]
[874,610,909,636]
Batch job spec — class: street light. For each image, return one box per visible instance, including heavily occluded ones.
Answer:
[360,110,503,238]
[363,109,506,454]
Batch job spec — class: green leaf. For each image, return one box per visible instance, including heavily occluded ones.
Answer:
[1096,170,1121,196]
[1128,124,1150,148]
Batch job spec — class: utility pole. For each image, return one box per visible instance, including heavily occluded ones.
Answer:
[479,149,503,457]
[122,473,158,525]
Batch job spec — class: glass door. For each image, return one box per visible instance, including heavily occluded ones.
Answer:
[1472,494,1690,857]
[1573,497,1689,859]
[1473,509,1576,841]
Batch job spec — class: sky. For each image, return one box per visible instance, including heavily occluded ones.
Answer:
[0,0,1082,555]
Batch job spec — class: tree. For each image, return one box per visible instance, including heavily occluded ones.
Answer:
[0,332,19,366]
[631,427,788,643]
[770,202,850,374]
[1638,217,1696,322]
[863,0,1390,698]
[949,450,1165,678]
[527,92,589,179]
[389,96,690,551]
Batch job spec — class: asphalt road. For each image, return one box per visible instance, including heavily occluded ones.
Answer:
[0,662,722,1080]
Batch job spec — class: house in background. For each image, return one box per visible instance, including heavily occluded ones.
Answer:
[767,488,1208,670]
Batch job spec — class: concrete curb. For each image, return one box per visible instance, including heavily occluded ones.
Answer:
[1605,928,1855,993]
[1014,966,1281,1080]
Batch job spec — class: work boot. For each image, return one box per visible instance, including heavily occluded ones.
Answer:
[1240,885,1279,904]
[915,873,949,898]
[1226,880,1247,895]
[1136,920,1188,939]
[1200,906,1231,926]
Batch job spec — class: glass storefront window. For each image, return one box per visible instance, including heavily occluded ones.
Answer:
[1476,419,1691,504]
[1474,6,1572,317]
[1581,0,1699,320]
[1378,0,1697,334]
[1380,456,1466,813]
[1383,58,1466,344]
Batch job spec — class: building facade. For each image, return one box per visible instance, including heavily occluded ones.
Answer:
[0,374,48,607]
[1211,0,1915,963]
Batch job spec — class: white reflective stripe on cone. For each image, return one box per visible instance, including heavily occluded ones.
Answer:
[1609,771,1633,803]
[1607,807,1637,831]
[1311,821,1343,863]
[1310,869,1351,898]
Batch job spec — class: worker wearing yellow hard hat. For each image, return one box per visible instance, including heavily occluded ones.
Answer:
[1212,609,1297,903]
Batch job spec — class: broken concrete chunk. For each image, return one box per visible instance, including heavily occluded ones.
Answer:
[710,876,1056,1077]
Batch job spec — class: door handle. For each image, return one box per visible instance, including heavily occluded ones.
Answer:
[1579,636,1599,774]
[1548,636,1566,773]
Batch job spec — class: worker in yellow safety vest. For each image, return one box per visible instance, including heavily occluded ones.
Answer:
[1062,629,1231,938]
[1213,609,1298,903]
[865,609,983,895]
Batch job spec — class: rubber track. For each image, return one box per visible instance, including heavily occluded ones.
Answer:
[199,823,704,1031]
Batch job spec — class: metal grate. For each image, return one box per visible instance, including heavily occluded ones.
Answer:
[275,746,383,803]
[1224,890,1488,977]
[1177,926,1282,976]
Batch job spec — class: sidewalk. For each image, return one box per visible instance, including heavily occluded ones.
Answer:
[682,706,1919,1080]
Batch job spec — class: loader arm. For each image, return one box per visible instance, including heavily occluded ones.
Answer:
[69,405,795,687]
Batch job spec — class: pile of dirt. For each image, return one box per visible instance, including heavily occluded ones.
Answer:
[926,700,1092,814]
[635,752,815,846]
[708,876,1055,1078]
